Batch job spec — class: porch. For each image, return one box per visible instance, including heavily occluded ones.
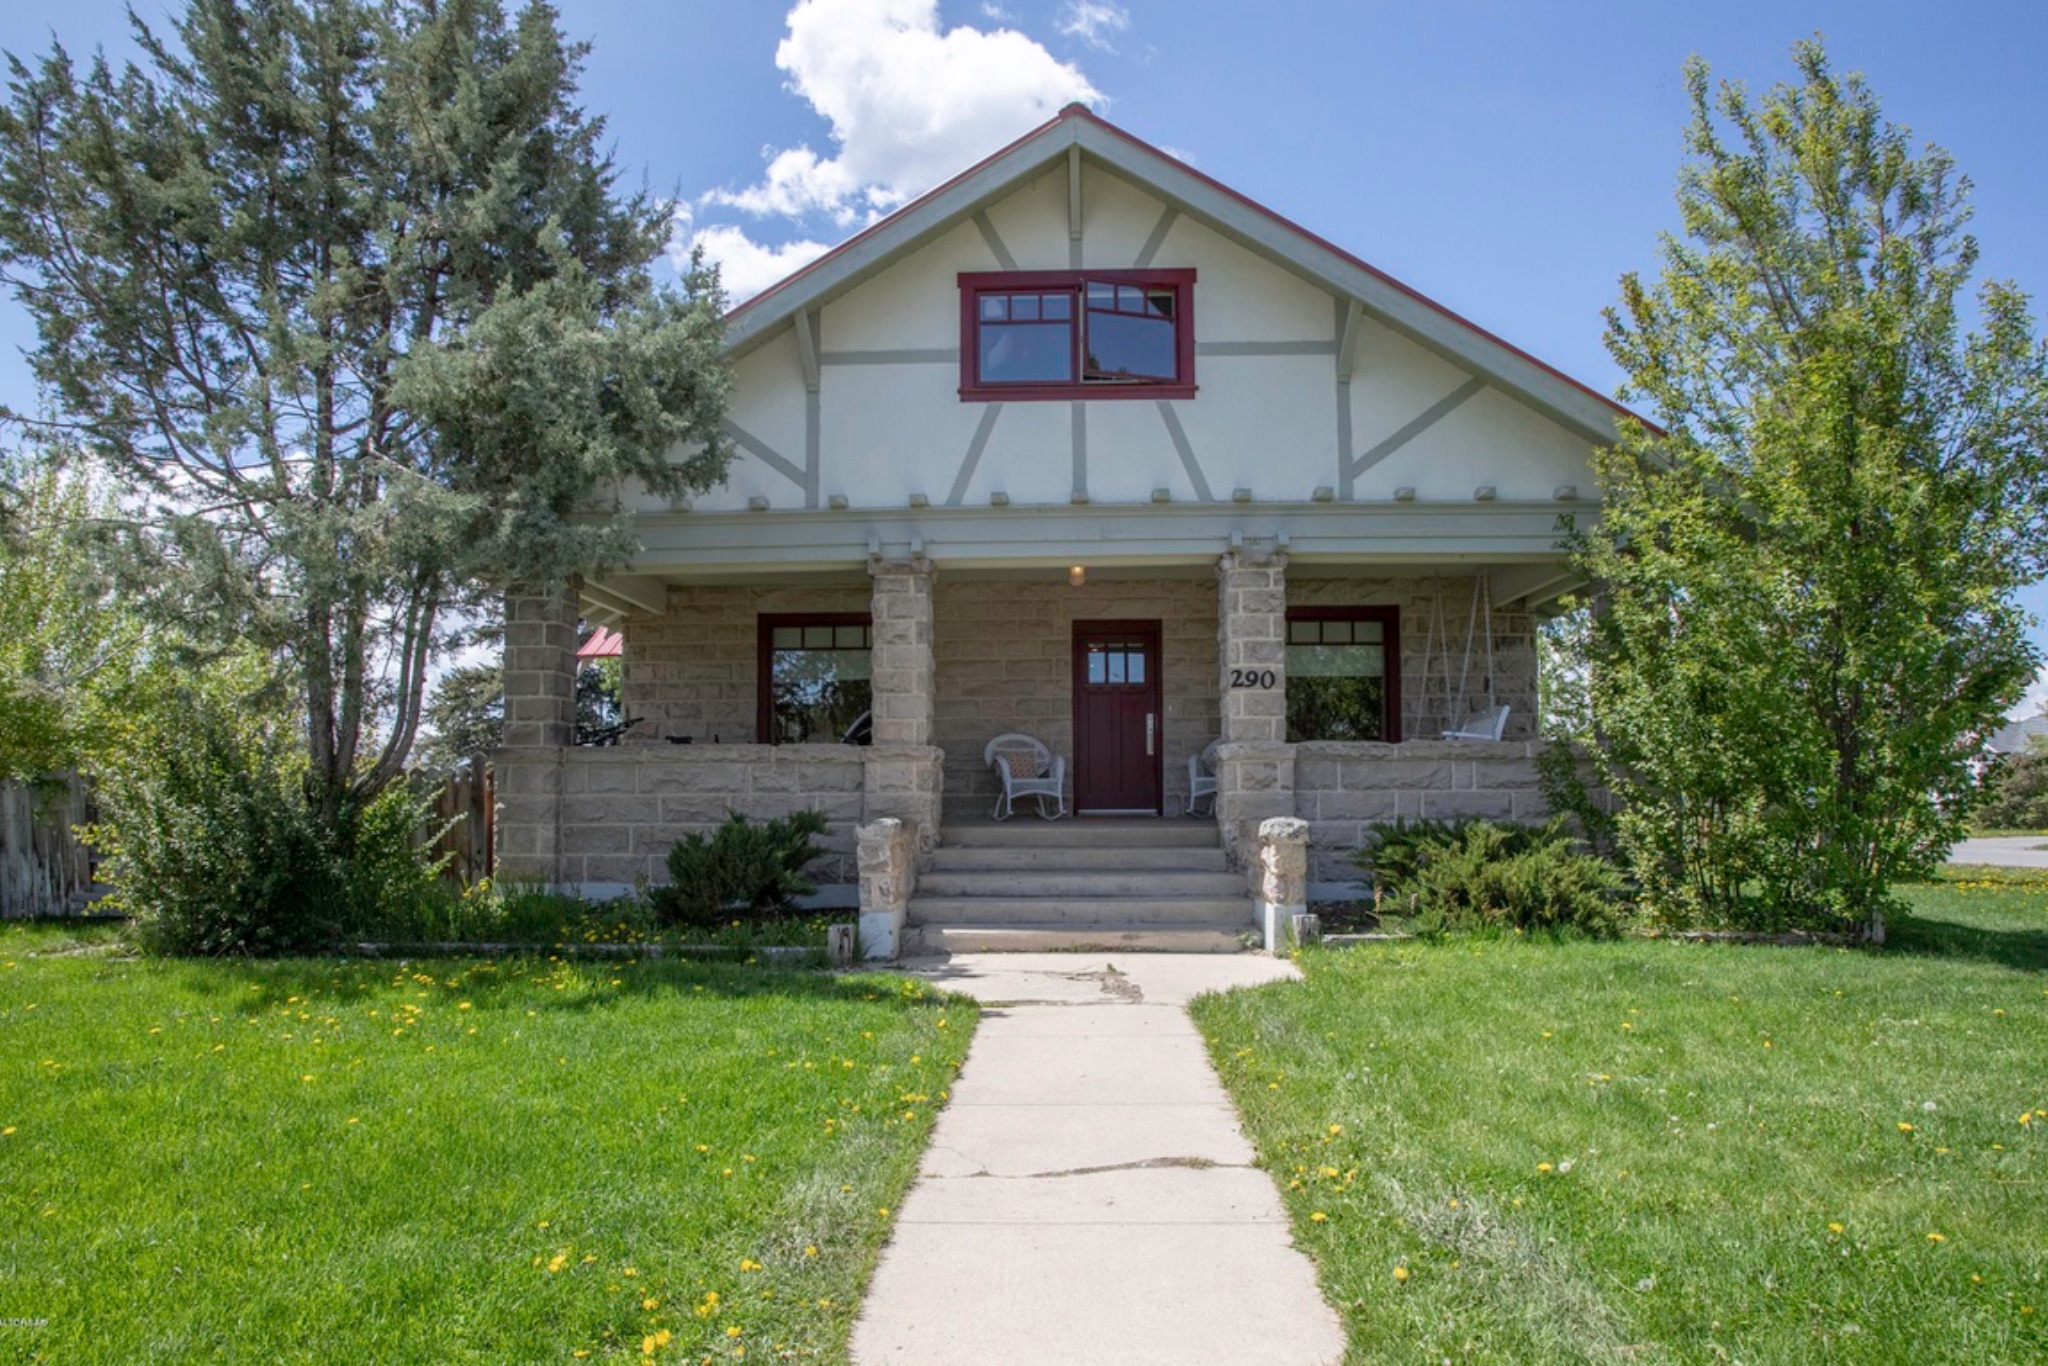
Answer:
[495,546,1566,955]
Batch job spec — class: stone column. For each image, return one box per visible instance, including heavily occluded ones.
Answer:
[856,817,917,960]
[1215,549,1296,864]
[867,556,935,746]
[495,579,579,884]
[863,556,944,850]
[1251,816,1311,953]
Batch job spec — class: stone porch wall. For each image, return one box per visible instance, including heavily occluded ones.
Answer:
[1293,739,1551,883]
[932,577,1219,820]
[495,744,946,891]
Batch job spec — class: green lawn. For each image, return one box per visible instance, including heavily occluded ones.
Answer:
[1192,879,2048,1364]
[0,925,974,1363]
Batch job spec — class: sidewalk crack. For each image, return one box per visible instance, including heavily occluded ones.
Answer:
[939,1156,1249,1180]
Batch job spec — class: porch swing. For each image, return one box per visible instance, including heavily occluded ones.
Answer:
[1419,570,1511,741]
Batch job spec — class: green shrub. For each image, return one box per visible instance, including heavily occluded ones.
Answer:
[1357,817,1631,938]
[97,700,348,956]
[93,680,445,956]
[651,810,830,930]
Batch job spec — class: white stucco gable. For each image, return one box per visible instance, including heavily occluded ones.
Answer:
[598,105,1636,613]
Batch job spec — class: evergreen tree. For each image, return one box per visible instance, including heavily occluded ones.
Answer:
[1577,42,2048,928]
[0,0,730,844]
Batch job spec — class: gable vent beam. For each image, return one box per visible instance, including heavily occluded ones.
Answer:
[1336,298,1366,383]
[1067,146,1083,239]
[794,308,820,393]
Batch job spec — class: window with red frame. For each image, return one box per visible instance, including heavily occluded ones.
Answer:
[959,269,1195,400]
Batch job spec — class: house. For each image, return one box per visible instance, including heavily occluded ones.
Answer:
[494,104,1631,957]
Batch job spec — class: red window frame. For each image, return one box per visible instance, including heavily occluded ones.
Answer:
[958,269,1197,402]
[1284,606,1403,743]
[756,612,874,744]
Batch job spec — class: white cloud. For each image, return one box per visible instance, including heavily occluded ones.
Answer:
[679,0,1104,302]
[682,224,834,304]
[1058,1,1129,52]
[978,2,1012,18]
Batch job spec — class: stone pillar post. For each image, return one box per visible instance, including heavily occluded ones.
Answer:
[1215,550,1296,865]
[1251,816,1310,953]
[495,579,579,884]
[867,557,935,746]
[856,817,917,960]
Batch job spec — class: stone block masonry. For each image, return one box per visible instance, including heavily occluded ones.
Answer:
[496,745,867,889]
[932,575,1218,820]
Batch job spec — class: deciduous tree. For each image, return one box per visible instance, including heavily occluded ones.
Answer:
[1577,41,2048,928]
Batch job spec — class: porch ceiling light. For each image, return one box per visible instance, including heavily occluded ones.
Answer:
[1068,564,1086,588]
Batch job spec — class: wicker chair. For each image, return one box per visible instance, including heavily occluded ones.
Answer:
[984,732,1068,821]
[1185,739,1220,816]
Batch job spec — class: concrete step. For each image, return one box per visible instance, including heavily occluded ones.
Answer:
[905,923,1251,954]
[942,820,1220,849]
[925,845,1231,872]
[908,895,1252,927]
[916,870,1247,899]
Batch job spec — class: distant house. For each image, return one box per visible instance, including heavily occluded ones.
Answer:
[1989,714,2048,755]
[494,105,1633,956]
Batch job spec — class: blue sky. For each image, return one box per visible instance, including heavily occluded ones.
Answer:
[4,0,2046,700]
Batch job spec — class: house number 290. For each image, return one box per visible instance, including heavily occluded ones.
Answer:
[1229,669,1278,689]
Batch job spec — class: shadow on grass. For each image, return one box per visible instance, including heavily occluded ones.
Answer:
[1885,911,2048,972]
[162,947,943,1018]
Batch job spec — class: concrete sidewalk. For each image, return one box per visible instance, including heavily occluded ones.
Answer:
[851,954,1345,1366]
[1949,835,2048,868]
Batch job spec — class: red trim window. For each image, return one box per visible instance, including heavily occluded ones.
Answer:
[757,613,874,745]
[959,269,1196,401]
[1284,607,1402,743]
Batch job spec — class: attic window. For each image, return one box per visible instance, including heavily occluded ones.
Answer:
[959,269,1196,401]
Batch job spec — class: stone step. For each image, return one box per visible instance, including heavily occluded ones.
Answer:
[904,923,1250,954]
[926,845,1232,872]
[916,869,1247,899]
[908,895,1252,927]
[941,820,1220,849]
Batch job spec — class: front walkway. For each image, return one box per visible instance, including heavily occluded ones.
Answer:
[851,954,1345,1366]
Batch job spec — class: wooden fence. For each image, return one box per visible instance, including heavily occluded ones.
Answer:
[0,773,99,918]
[425,768,495,886]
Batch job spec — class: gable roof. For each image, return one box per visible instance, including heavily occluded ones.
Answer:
[722,104,1641,446]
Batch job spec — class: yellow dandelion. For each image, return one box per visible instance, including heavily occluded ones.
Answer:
[804,1245,818,1258]
[1327,1123,1342,1136]
[1393,1265,1409,1282]
[1309,1211,1328,1223]
[726,1325,743,1338]
[740,1259,763,1272]
[1898,1122,1915,1133]
[1927,1232,1947,1243]
[1828,1222,1845,1234]
[642,1296,660,1310]
[548,1254,568,1274]
[1538,1163,1554,1173]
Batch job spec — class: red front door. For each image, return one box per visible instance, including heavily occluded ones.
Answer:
[1072,621,1163,813]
